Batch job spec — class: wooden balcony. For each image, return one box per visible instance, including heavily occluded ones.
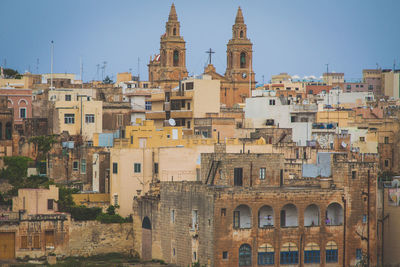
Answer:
[149,93,165,102]
[146,111,166,120]
[171,110,193,119]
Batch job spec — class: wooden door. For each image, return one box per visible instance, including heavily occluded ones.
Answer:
[45,230,55,247]
[0,232,15,260]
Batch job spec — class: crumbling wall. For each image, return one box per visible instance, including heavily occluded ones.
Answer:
[68,220,133,257]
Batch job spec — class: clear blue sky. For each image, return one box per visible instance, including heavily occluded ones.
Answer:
[1,0,399,83]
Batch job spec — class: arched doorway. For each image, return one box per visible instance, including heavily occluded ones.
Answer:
[142,216,152,260]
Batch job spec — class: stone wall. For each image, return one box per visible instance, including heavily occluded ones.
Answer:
[68,220,133,257]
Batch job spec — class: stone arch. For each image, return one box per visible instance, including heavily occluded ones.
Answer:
[173,50,179,67]
[304,204,320,226]
[239,243,252,266]
[240,52,246,68]
[141,216,152,260]
[233,204,252,229]
[280,203,298,227]
[5,122,12,140]
[258,205,274,228]
[173,27,176,36]
[18,99,28,106]
[326,202,343,225]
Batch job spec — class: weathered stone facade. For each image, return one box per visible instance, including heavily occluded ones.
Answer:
[133,144,378,267]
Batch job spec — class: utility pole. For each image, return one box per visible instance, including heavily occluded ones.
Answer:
[50,41,54,89]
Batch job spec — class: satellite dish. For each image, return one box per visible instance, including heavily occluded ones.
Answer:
[392,179,400,188]
[341,141,347,148]
[168,118,176,126]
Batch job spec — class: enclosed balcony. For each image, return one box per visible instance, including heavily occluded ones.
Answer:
[145,111,166,120]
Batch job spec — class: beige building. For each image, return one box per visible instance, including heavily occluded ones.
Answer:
[51,97,102,141]
[12,185,59,215]
[322,72,344,85]
[382,70,400,99]
[146,74,220,129]
[48,88,96,102]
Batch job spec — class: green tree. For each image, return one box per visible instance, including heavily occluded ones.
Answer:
[103,76,113,84]
[29,135,57,162]
[0,156,32,185]
[3,68,22,79]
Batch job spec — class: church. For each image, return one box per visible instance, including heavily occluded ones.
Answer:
[148,4,255,108]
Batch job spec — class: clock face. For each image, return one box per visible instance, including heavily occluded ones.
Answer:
[242,72,247,79]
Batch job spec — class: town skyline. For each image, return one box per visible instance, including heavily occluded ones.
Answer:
[1,0,399,82]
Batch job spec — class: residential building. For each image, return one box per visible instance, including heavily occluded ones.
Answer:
[0,96,14,156]
[382,69,400,99]
[322,72,344,85]
[146,74,220,130]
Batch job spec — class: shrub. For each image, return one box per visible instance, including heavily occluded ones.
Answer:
[70,206,102,221]
[96,213,127,223]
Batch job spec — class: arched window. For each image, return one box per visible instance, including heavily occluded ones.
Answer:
[173,27,177,36]
[229,52,233,68]
[258,244,274,265]
[304,243,320,263]
[239,244,252,266]
[233,204,252,229]
[326,241,338,263]
[280,242,298,265]
[240,30,244,38]
[240,52,246,68]
[173,50,179,67]
[326,202,343,226]
[304,204,320,226]
[142,216,151,229]
[5,122,12,140]
[280,204,298,227]
[258,205,274,228]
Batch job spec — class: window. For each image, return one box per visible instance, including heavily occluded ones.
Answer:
[186,82,194,90]
[259,168,266,180]
[280,242,298,265]
[73,161,79,171]
[368,85,373,90]
[286,87,291,90]
[362,214,367,224]
[113,162,118,174]
[64,114,75,124]
[384,136,389,144]
[308,90,313,94]
[21,236,28,249]
[192,210,198,230]
[193,252,197,261]
[33,235,40,249]
[154,163,159,174]
[173,50,179,66]
[113,194,118,206]
[240,30,243,38]
[221,208,226,216]
[326,241,338,263]
[352,171,357,179]
[222,251,228,259]
[20,108,26,118]
[258,244,274,265]
[171,209,175,223]
[346,85,351,90]
[304,243,320,263]
[356,248,362,261]
[359,136,365,142]
[385,159,389,167]
[234,168,243,186]
[65,94,71,101]
[187,102,191,110]
[134,163,141,173]
[239,244,252,266]
[80,159,86,174]
[85,114,95,123]
[173,27,176,36]
[145,101,152,110]
[87,141,93,147]
[240,52,246,68]
[233,210,240,228]
[47,199,54,210]
[269,99,275,105]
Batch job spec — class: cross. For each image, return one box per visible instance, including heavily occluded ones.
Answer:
[206,48,215,65]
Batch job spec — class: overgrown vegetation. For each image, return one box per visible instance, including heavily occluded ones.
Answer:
[2,68,22,79]
[29,135,57,162]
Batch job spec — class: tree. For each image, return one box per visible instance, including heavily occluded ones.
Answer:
[103,76,113,84]
[29,135,57,162]
[2,68,22,79]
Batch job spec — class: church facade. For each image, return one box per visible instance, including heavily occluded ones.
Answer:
[148,5,255,108]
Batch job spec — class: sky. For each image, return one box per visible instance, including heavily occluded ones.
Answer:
[1,0,399,83]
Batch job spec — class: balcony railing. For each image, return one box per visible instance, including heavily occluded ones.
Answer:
[171,110,193,119]
[146,111,166,120]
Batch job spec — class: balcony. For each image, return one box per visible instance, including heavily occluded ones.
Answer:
[171,110,193,119]
[170,90,193,100]
[146,111,166,120]
[0,212,20,224]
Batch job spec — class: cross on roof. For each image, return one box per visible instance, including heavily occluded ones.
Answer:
[206,48,215,65]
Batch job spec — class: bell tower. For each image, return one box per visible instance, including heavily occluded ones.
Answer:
[157,3,188,89]
[225,7,255,92]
